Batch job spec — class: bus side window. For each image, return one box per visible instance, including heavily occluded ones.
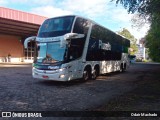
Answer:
[73,18,90,34]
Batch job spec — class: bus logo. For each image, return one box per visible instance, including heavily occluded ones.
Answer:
[48,66,59,70]
[2,112,11,117]
[102,42,111,50]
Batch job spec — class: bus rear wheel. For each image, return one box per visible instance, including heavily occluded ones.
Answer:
[120,64,123,72]
[92,68,98,80]
[82,69,89,81]
[123,63,126,72]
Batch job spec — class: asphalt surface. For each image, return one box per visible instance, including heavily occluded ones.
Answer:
[0,62,159,112]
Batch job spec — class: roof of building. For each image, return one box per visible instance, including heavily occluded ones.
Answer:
[0,7,47,37]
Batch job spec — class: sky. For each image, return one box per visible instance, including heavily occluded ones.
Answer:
[0,0,150,40]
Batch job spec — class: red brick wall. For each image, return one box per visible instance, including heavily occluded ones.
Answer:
[0,34,23,57]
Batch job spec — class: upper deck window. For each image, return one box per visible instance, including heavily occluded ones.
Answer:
[38,16,75,37]
[73,17,90,34]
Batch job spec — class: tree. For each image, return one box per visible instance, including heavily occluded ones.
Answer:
[113,0,160,25]
[118,28,138,55]
[113,0,160,62]
[145,18,160,62]
[114,0,160,16]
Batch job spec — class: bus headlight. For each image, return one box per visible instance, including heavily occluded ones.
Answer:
[59,65,71,72]
[59,68,66,72]
[59,74,65,78]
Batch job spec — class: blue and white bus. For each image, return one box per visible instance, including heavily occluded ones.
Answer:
[24,15,130,81]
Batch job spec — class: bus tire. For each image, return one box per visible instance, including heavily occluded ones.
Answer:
[92,66,99,80]
[82,68,90,81]
[120,64,123,72]
[123,63,126,72]
[92,69,97,80]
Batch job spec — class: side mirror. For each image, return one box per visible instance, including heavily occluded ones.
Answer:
[24,36,36,48]
[60,38,67,48]
[60,33,85,48]
[64,33,85,40]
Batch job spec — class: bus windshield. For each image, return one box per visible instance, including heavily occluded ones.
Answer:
[37,42,67,63]
[38,16,75,37]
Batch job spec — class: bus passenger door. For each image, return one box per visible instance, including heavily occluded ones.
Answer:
[70,59,83,79]
[67,45,83,79]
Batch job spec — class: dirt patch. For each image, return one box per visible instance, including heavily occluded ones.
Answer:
[96,67,160,111]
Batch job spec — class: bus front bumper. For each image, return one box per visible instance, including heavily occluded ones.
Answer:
[32,67,71,81]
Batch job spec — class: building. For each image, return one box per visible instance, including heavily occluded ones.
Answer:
[135,44,145,59]
[135,38,148,60]
[0,7,47,63]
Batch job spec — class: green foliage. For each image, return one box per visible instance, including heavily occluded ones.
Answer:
[114,0,144,13]
[113,0,160,62]
[118,28,138,55]
[145,19,160,62]
[130,43,138,55]
[114,0,160,17]
[118,28,136,43]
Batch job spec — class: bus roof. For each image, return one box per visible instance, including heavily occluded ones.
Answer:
[46,15,130,45]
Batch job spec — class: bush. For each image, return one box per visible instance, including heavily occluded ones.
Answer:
[136,59,143,62]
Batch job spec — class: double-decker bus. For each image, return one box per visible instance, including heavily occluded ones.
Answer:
[24,15,130,81]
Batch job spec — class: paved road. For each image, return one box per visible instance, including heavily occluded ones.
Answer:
[0,63,159,111]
